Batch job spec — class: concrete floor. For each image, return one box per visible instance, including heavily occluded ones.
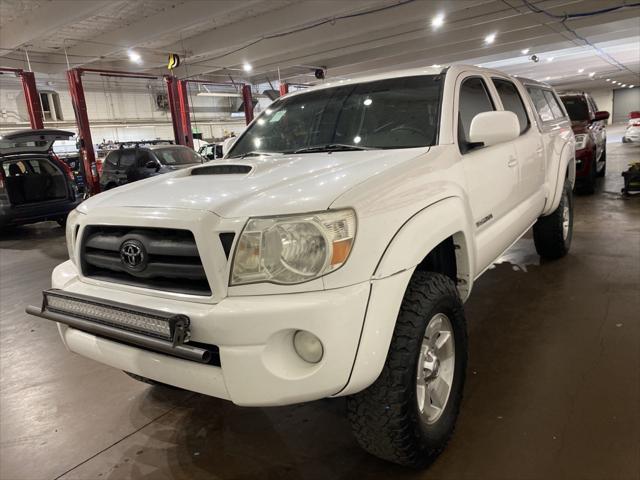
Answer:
[1,126,639,480]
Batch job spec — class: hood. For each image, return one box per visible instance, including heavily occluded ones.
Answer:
[0,129,74,156]
[80,148,428,218]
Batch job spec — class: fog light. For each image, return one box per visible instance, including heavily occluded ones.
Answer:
[293,330,323,364]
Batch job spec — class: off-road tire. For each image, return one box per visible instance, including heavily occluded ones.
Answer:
[533,180,573,259]
[597,145,606,177]
[347,271,467,468]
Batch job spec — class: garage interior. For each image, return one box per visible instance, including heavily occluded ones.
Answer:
[1,1,639,479]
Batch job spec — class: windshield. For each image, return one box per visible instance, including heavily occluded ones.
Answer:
[153,147,202,165]
[228,75,443,158]
[560,96,590,121]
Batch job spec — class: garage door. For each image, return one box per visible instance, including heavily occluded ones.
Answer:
[613,87,640,123]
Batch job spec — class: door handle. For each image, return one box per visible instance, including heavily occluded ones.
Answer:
[508,157,518,168]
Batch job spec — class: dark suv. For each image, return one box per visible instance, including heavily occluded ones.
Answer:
[559,92,609,193]
[99,145,203,191]
[1,129,81,228]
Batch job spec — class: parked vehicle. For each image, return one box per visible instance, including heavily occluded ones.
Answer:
[1,129,81,228]
[559,92,609,193]
[28,65,575,467]
[99,144,203,190]
[622,112,640,143]
[198,143,224,160]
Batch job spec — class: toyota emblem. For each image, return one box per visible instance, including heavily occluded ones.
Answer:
[120,239,147,271]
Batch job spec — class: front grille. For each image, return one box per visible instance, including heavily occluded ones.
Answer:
[80,226,211,296]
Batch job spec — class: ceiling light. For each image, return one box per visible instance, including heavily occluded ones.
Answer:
[605,78,610,82]
[431,13,445,28]
[363,98,372,106]
[431,64,441,68]
[578,68,584,73]
[485,33,496,44]
[546,57,554,62]
[589,72,595,77]
[621,84,627,87]
[243,62,252,72]
[545,76,551,81]
[128,50,141,63]
[521,48,530,55]
[630,85,635,88]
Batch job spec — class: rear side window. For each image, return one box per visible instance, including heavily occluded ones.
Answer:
[104,151,119,170]
[527,87,554,122]
[458,77,495,150]
[492,78,530,134]
[543,90,565,119]
[119,150,137,168]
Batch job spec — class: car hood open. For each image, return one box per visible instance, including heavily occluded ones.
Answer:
[79,148,429,218]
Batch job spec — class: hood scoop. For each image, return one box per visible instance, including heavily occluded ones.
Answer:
[191,164,253,175]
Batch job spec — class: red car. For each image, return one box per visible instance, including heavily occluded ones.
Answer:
[559,93,610,194]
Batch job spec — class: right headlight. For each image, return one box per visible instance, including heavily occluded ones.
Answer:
[230,209,356,286]
[574,134,588,150]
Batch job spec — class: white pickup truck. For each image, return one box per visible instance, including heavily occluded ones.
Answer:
[28,65,575,468]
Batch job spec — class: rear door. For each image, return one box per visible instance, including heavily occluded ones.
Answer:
[490,77,545,213]
[456,74,520,272]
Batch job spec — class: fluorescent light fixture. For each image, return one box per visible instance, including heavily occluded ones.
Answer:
[546,57,554,62]
[128,50,141,63]
[605,78,610,82]
[521,48,530,55]
[243,62,252,72]
[431,13,445,28]
[589,72,595,77]
[485,33,496,44]
[545,76,551,81]
[621,84,627,87]
[578,68,584,73]
[630,85,635,88]
[431,64,441,68]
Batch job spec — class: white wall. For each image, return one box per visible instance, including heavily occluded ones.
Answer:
[584,88,614,124]
[0,75,251,142]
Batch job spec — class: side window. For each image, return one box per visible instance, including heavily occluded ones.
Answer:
[458,77,495,151]
[492,78,530,134]
[104,151,119,170]
[119,150,137,168]
[543,90,565,119]
[136,150,154,167]
[527,87,554,122]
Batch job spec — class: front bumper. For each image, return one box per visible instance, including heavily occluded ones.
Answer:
[45,260,373,406]
[574,147,594,178]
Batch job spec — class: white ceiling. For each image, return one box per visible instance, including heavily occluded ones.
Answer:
[1,0,638,91]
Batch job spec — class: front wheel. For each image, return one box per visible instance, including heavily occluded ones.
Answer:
[347,271,467,468]
[533,180,573,259]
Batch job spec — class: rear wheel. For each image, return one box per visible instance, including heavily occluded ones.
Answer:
[533,180,573,259]
[347,271,467,468]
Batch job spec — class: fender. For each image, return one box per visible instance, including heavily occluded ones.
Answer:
[543,140,575,215]
[336,196,475,397]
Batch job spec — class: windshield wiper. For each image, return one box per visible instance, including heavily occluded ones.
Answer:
[292,144,375,154]
[228,151,277,159]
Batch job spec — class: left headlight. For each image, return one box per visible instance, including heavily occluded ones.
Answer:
[574,134,588,150]
[65,209,83,264]
[231,209,356,286]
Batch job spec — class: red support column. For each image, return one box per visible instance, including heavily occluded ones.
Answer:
[19,71,44,129]
[242,84,254,124]
[164,75,184,146]
[279,82,289,96]
[66,68,100,195]
[176,79,194,149]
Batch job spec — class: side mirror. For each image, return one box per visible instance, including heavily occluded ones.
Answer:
[469,111,520,147]
[145,160,160,171]
[222,137,236,156]
[593,111,610,122]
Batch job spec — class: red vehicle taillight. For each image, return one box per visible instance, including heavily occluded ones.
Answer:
[632,121,640,127]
